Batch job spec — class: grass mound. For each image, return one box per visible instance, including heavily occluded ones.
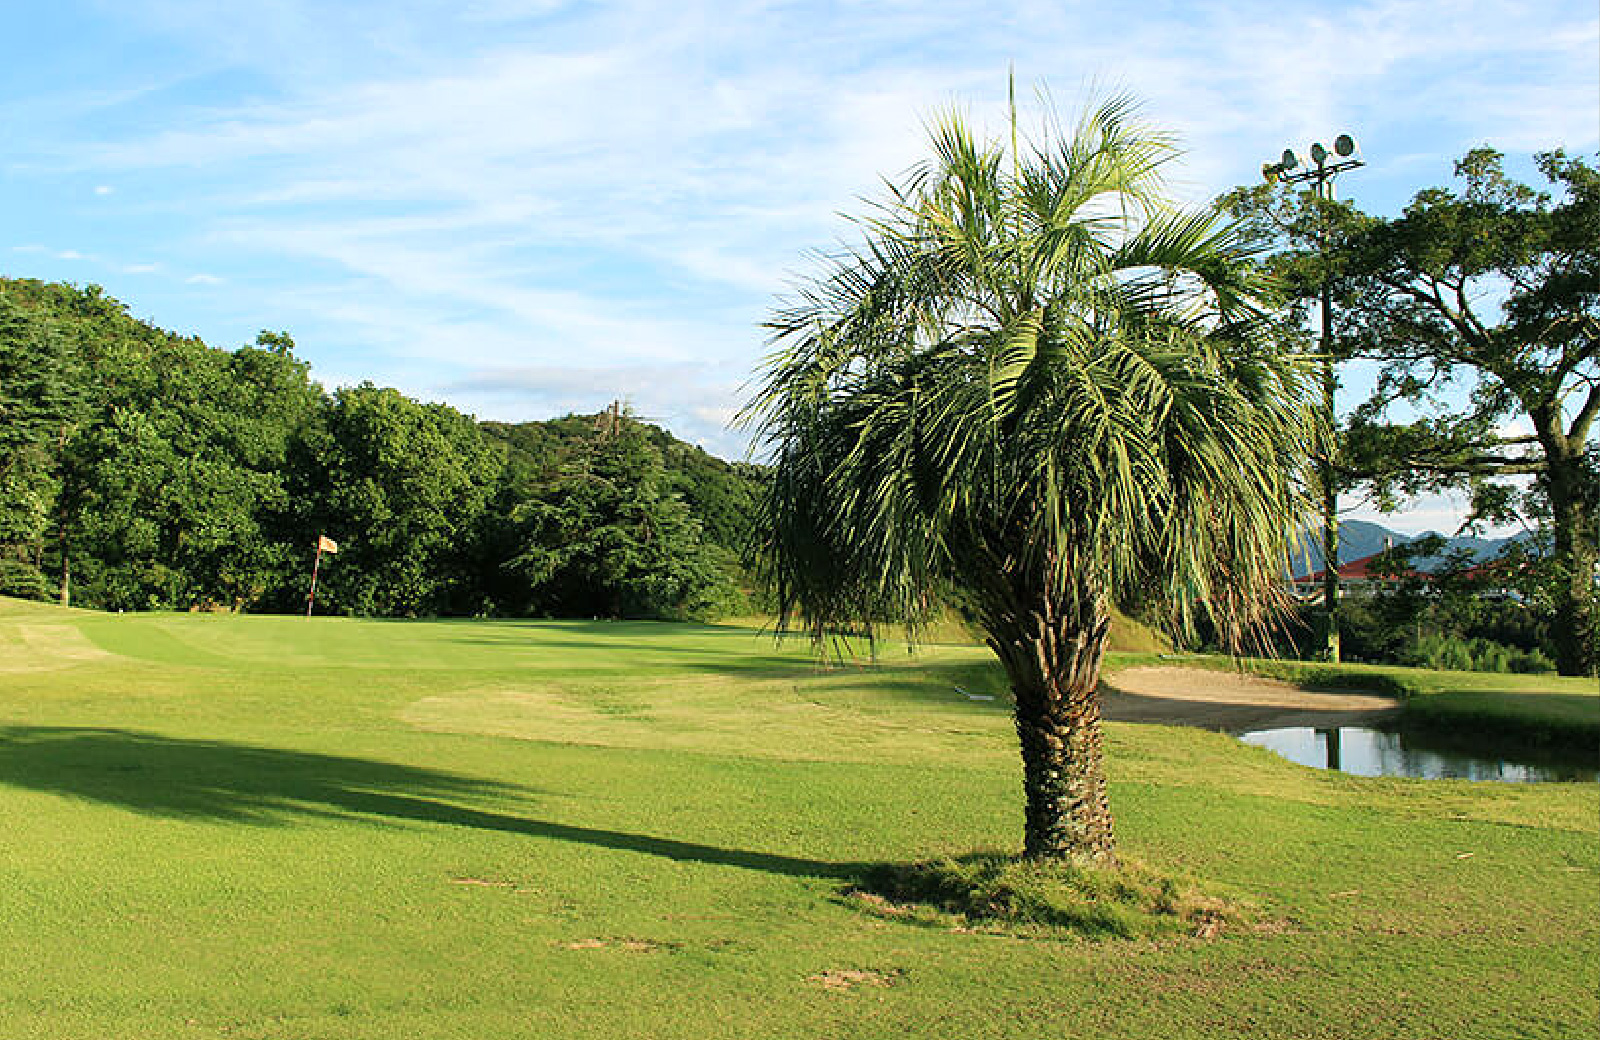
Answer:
[846,854,1242,941]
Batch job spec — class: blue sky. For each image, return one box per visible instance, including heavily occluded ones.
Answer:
[3,0,1595,533]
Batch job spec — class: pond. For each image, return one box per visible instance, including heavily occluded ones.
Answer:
[1238,726,1597,783]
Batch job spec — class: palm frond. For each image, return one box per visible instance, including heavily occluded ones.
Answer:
[745,91,1322,650]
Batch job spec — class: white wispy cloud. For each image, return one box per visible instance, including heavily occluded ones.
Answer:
[14,0,1595,494]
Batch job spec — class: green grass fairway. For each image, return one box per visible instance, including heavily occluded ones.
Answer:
[2,598,1595,1039]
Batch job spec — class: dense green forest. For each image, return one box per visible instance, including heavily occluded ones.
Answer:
[0,277,761,619]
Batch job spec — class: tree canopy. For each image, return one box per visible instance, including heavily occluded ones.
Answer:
[498,409,743,620]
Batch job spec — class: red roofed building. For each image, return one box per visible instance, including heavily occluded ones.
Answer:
[1452,558,1535,601]
[1289,550,1432,602]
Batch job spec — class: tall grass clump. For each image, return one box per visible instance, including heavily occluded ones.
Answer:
[847,855,1245,941]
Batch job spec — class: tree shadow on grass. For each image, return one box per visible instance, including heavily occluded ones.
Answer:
[0,726,859,880]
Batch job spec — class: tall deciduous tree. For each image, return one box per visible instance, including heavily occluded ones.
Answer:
[1231,150,1599,676]
[293,384,503,617]
[745,97,1321,860]
[0,295,82,598]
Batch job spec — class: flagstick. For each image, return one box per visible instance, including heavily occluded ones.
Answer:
[306,541,324,618]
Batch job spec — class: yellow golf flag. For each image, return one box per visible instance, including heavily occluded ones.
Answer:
[317,535,339,554]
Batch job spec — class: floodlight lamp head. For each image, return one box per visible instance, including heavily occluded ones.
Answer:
[1334,134,1358,157]
[1310,142,1328,165]
[1281,148,1300,170]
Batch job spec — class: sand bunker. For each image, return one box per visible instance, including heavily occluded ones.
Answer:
[1100,666,1397,731]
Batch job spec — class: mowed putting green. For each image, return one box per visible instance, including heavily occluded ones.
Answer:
[1,598,1594,1039]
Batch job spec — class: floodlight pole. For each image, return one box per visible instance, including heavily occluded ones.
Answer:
[1262,139,1363,662]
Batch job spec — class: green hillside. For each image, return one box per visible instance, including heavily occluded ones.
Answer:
[0,278,755,620]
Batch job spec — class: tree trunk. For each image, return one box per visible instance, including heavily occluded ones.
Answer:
[1544,441,1597,677]
[1535,409,1598,677]
[987,597,1116,861]
[57,527,70,608]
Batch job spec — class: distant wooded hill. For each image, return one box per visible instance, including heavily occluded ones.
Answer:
[0,276,763,618]
[1289,520,1522,578]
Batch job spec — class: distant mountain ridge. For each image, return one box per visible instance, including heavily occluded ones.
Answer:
[1289,519,1523,578]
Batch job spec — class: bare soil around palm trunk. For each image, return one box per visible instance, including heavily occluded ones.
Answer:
[1100,666,1398,732]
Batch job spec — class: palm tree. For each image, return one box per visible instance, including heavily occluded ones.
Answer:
[744,95,1323,861]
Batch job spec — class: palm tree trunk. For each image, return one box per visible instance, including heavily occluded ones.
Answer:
[988,599,1115,861]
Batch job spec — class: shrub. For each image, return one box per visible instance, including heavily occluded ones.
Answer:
[1396,633,1556,675]
[0,559,51,601]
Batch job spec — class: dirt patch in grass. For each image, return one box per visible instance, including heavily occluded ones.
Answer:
[558,937,680,952]
[448,876,517,889]
[1101,666,1398,731]
[808,968,905,991]
[845,854,1252,941]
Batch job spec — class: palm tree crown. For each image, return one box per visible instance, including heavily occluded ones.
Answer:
[745,95,1322,859]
